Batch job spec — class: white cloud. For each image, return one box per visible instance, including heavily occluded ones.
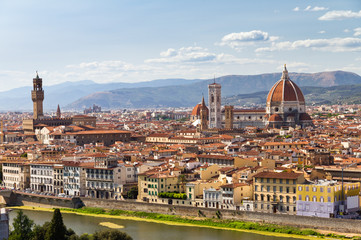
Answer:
[319,10,361,20]
[344,29,350,33]
[319,30,326,34]
[256,37,361,52]
[354,28,361,37]
[293,7,300,12]
[304,6,328,12]
[146,47,217,64]
[218,30,278,50]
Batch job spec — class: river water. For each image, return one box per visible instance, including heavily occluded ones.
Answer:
[9,209,302,240]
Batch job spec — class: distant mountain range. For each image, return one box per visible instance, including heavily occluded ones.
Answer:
[224,84,361,106]
[0,71,360,111]
[66,71,361,109]
[0,78,200,111]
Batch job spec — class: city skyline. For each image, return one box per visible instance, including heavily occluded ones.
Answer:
[0,0,360,91]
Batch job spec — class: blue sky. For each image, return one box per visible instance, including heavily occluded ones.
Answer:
[0,0,360,90]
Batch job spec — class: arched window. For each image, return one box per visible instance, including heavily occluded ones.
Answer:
[305,195,310,201]
[211,95,214,103]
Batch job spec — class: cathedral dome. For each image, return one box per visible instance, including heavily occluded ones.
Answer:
[266,65,305,104]
[191,104,202,116]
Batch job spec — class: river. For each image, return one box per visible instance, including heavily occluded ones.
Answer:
[9,209,303,240]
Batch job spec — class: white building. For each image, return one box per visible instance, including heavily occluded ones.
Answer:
[63,162,85,196]
[30,163,54,193]
[203,187,222,209]
[2,162,30,190]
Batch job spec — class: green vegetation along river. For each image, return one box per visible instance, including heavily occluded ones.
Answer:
[9,208,304,240]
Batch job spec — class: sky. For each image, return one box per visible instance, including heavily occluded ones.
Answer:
[0,0,360,91]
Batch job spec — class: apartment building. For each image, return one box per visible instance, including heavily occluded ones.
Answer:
[30,163,54,193]
[297,180,360,218]
[253,171,305,214]
[2,162,30,189]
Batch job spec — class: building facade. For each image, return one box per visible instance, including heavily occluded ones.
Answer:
[2,162,30,190]
[297,181,360,218]
[30,163,54,193]
[253,171,305,215]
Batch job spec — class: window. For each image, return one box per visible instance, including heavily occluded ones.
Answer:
[273,179,276,183]
[305,186,309,192]
[312,187,317,192]
[267,186,270,192]
[267,178,270,183]
[299,195,302,200]
[298,186,302,191]
[273,186,276,192]
[286,179,289,184]
[279,186,283,193]
[279,179,283,184]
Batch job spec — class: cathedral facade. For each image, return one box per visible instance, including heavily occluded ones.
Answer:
[191,65,313,130]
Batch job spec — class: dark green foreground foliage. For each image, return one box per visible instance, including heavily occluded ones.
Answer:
[9,209,133,240]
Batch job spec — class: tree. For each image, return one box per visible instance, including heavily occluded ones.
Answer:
[45,209,67,240]
[31,222,50,240]
[127,187,138,199]
[93,229,133,240]
[9,210,34,240]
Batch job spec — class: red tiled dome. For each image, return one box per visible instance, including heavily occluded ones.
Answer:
[269,114,283,122]
[267,65,305,104]
[191,103,208,116]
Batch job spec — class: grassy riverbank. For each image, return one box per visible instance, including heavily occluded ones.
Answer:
[9,206,356,240]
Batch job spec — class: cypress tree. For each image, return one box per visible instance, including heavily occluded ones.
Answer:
[9,210,34,240]
[45,208,66,240]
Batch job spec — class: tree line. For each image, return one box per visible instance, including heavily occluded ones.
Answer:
[7,209,132,240]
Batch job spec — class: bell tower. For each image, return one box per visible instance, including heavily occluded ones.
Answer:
[31,72,44,119]
[208,79,221,129]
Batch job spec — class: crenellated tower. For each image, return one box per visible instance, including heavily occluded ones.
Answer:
[31,72,44,119]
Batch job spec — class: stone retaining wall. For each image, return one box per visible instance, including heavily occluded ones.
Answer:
[81,197,361,234]
[4,192,361,234]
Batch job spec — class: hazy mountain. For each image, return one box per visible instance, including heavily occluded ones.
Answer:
[66,71,361,109]
[224,84,361,106]
[0,78,200,111]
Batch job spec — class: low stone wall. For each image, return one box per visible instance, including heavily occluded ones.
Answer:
[12,193,82,209]
[4,192,361,234]
[81,198,361,234]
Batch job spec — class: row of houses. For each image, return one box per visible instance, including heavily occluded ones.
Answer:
[2,155,137,199]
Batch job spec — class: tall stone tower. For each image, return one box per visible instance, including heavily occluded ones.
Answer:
[199,96,208,131]
[224,105,234,129]
[31,72,44,120]
[56,104,61,118]
[208,81,221,129]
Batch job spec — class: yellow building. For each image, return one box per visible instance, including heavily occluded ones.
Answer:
[137,171,180,203]
[296,180,360,218]
[253,171,305,214]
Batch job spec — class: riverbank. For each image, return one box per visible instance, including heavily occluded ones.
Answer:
[9,206,351,240]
